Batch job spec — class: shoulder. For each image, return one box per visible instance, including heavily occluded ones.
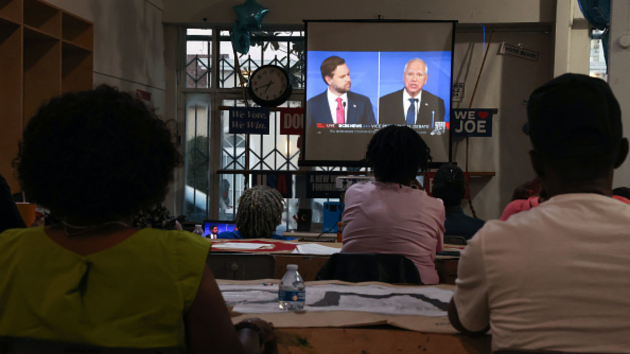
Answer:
[149,229,211,250]
[308,91,327,103]
[422,90,443,102]
[0,227,41,247]
[347,91,371,102]
[380,89,403,101]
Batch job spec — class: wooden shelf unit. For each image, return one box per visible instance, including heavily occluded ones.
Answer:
[0,0,92,193]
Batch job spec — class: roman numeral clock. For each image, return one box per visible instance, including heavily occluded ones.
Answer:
[248,65,293,107]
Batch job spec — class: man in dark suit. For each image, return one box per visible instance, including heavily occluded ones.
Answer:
[307,56,376,127]
[379,58,445,129]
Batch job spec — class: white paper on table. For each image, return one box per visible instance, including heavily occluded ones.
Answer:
[292,244,341,255]
[212,242,274,250]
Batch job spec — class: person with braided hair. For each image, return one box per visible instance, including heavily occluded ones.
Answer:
[340,125,445,284]
[218,185,295,241]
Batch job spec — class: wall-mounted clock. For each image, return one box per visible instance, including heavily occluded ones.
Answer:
[248,65,293,107]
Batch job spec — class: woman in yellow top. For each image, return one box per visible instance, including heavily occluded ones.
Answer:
[0,85,275,353]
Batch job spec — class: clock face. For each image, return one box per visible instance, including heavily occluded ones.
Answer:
[248,65,292,107]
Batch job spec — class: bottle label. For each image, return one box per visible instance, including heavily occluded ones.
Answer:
[278,290,305,302]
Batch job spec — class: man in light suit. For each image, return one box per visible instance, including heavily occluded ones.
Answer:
[379,58,445,128]
[307,56,376,127]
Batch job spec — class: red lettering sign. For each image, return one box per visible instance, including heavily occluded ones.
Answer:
[279,108,304,135]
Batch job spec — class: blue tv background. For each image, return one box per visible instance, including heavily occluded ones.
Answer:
[307,51,452,124]
[307,51,379,120]
[379,51,452,123]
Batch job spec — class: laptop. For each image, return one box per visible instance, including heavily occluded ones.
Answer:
[203,220,237,237]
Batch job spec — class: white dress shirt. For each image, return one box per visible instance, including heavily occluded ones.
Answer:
[403,90,423,124]
[327,90,348,124]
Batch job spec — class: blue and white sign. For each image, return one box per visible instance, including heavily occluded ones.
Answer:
[451,109,493,137]
[229,107,270,134]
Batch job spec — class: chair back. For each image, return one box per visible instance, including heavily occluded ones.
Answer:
[444,235,468,245]
[207,253,276,280]
[1,337,178,354]
[315,253,422,284]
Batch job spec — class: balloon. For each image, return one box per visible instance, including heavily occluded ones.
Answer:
[231,21,251,55]
[233,0,269,31]
[230,0,269,54]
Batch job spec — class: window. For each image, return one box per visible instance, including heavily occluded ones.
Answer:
[181,26,342,230]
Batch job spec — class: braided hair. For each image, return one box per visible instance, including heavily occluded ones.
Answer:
[366,125,432,185]
[236,186,284,239]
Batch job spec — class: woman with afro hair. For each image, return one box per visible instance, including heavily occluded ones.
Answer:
[0,85,276,353]
[340,125,445,284]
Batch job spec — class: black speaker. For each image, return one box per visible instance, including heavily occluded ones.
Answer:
[296,209,312,232]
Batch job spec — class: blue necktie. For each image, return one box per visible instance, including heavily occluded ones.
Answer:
[406,98,417,125]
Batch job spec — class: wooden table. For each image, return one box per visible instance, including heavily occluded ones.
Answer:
[221,280,489,354]
[276,328,490,354]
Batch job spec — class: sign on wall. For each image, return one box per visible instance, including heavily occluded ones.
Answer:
[451,109,494,137]
[229,107,270,134]
[498,42,539,62]
[251,172,293,198]
[279,108,304,135]
[306,172,348,198]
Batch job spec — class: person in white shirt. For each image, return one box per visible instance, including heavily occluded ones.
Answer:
[449,73,630,353]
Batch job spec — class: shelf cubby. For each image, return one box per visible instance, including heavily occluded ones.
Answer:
[0,0,92,193]
[23,0,59,38]
[62,12,92,49]
[62,41,93,94]
[0,21,22,181]
[23,36,61,122]
[0,0,21,24]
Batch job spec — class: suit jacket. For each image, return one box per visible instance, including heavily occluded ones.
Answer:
[378,89,445,126]
[306,91,376,126]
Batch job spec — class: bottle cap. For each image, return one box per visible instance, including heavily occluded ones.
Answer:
[287,264,298,270]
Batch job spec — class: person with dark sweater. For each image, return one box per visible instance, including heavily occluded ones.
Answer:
[432,164,484,240]
[0,173,26,232]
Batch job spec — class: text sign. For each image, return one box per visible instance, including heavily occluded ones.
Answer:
[251,172,293,198]
[499,42,539,62]
[452,83,465,102]
[279,108,304,135]
[451,109,493,137]
[306,172,348,198]
[228,107,270,134]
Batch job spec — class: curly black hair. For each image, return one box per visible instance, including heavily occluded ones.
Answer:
[365,125,432,185]
[236,186,283,239]
[14,85,181,222]
[432,163,466,206]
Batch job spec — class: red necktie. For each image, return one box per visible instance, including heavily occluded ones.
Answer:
[336,97,345,124]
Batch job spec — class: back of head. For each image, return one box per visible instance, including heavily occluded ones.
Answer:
[526,73,623,181]
[236,186,283,238]
[15,85,181,222]
[366,125,431,185]
[432,164,466,206]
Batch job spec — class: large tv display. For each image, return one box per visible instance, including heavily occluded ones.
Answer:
[301,20,456,167]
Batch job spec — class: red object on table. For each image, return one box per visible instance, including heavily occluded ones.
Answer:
[210,239,297,253]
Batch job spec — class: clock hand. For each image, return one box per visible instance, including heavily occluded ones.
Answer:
[264,80,274,93]
[257,81,273,91]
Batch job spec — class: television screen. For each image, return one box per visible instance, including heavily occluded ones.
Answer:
[204,220,237,237]
[301,20,456,167]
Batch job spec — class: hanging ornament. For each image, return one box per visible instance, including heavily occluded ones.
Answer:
[231,0,269,54]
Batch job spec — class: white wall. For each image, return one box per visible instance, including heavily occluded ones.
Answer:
[46,0,167,112]
[44,0,181,212]
[610,0,630,188]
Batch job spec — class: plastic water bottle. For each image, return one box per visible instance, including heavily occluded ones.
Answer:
[278,264,305,311]
[192,224,204,237]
